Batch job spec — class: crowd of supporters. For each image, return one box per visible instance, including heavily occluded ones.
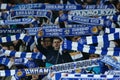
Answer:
[0,0,119,80]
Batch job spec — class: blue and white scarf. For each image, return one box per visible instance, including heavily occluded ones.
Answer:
[84,32,120,44]
[69,9,116,16]
[0,33,30,43]
[13,4,83,10]
[0,28,26,34]
[10,10,52,20]
[0,18,35,25]
[14,58,28,65]
[50,58,99,73]
[105,70,120,75]
[85,4,115,9]
[68,15,104,26]
[53,73,120,80]
[0,58,99,77]
[0,58,14,68]
[24,27,40,36]
[99,15,120,22]
[35,26,99,38]
[0,49,46,60]
[68,15,115,27]
[61,39,120,56]
[0,11,10,20]
[0,3,114,10]
[0,10,52,20]
[0,58,37,69]
[25,25,59,36]
[26,36,35,51]
[105,28,120,34]
[0,4,12,10]
[100,55,120,70]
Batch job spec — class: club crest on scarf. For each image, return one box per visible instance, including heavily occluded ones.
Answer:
[38,30,44,37]
[16,70,23,77]
[64,29,70,35]
[91,26,98,34]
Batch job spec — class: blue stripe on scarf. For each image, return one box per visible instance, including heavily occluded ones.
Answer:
[6,36,11,42]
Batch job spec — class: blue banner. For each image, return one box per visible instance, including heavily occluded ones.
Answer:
[60,77,120,80]
[12,4,82,10]
[11,10,52,20]
[67,24,96,28]
[60,78,106,80]
[61,39,120,56]
[11,3,114,10]
[100,55,120,70]
[85,4,115,9]
[0,3,11,10]
[36,26,99,37]
[0,58,13,68]
[68,15,104,26]
[25,25,59,35]
[14,58,28,65]
[50,58,99,73]
[54,73,120,80]
[105,70,120,75]
[0,28,26,34]
[0,11,10,20]
[25,27,39,36]
[69,9,116,16]
[0,3,114,10]
[0,18,35,25]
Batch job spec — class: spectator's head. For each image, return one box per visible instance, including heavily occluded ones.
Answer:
[89,54,100,59]
[13,40,19,46]
[86,0,92,3]
[52,37,62,50]
[23,0,30,3]
[84,0,96,5]
[1,43,9,50]
[31,74,39,80]
[9,43,15,51]
[33,45,39,53]
[43,37,53,49]
[71,36,81,42]
[0,64,8,70]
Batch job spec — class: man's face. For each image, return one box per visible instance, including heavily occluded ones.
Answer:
[52,39,61,50]
[43,38,52,48]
